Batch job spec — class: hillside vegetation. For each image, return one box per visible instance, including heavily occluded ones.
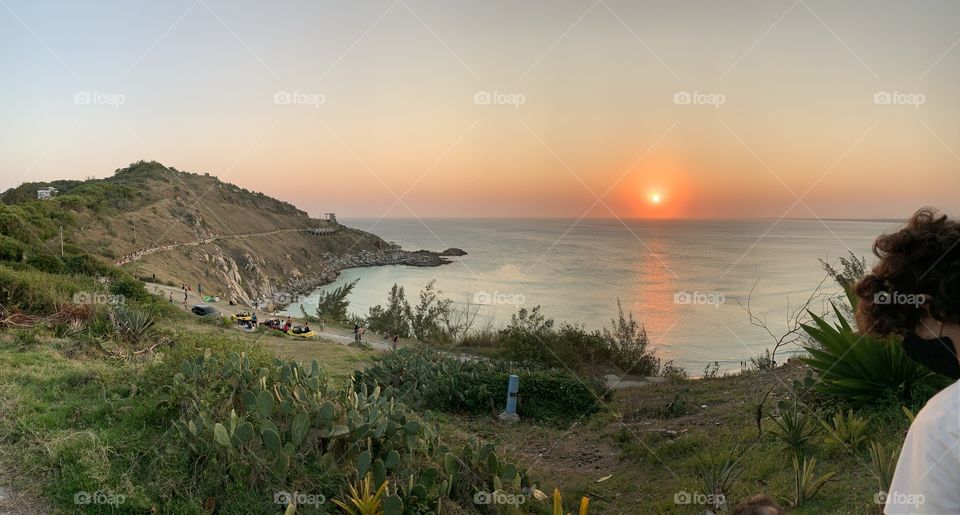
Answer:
[1,161,390,303]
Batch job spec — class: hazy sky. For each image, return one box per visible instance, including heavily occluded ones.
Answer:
[1,0,958,219]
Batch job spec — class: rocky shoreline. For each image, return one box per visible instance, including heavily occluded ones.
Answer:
[265,247,464,310]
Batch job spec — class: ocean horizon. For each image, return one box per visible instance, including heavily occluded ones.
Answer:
[287,217,900,374]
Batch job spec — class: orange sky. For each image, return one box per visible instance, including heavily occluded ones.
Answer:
[1,0,958,219]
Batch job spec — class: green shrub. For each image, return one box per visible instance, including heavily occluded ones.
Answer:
[407,280,451,342]
[13,328,41,350]
[603,299,660,376]
[366,283,411,337]
[314,278,358,323]
[0,235,25,262]
[695,446,743,510]
[109,276,148,303]
[498,304,661,376]
[820,409,871,451]
[784,455,835,507]
[62,254,110,276]
[26,253,65,274]
[111,306,156,344]
[660,360,688,380]
[0,265,87,314]
[353,347,609,423]
[167,349,444,511]
[768,400,820,458]
[801,304,945,406]
[869,440,899,494]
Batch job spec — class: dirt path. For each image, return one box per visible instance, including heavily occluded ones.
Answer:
[0,474,47,515]
[146,282,393,352]
[145,283,652,389]
[116,226,339,266]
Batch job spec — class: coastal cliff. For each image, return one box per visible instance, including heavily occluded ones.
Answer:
[0,161,460,305]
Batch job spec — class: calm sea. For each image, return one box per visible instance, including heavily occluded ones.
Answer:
[287,218,899,373]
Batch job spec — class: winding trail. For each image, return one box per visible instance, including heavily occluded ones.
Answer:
[115,226,340,266]
[146,283,655,389]
[146,282,392,351]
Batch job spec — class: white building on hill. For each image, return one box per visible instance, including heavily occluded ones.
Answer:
[37,187,58,200]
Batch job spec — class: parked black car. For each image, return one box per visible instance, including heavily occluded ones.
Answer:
[191,304,221,317]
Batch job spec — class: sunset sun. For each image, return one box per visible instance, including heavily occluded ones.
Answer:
[650,193,662,205]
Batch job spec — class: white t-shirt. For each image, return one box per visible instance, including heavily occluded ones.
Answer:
[886,379,960,514]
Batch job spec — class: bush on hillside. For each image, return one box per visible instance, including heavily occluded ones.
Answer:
[62,254,111,276]
[26,254,65,274]
[0,265,87,314]
[407,280,451,341]
[801,303,947,407]
[163,347,531,512]
[109,276,148,303]
[603,299,660,376]
[0,235,25,262]
[314,278,358,322]
[366,283,411,337]
[497,303,661,376]
[353,347,609,423]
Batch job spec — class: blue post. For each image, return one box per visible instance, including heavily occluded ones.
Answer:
[505,375,519,415]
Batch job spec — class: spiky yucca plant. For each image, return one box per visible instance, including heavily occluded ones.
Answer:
[769,401,820,457]
[112,306,156,343]
[801,303,935,406]
[334,473,389,515]
[784,455,835,507]
[869,441,900,494]
[821,409,871,451]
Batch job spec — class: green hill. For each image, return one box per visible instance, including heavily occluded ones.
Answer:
[0,160,396,304]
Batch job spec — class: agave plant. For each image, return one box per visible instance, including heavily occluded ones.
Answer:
[783,455,835,507]
[769,400,820,457]
[111,306,156,343]
[820,409,871,451]
[869,441,900,494]
[801,303,934,406]
[59,318,87,338]
[332,473,389,515]
[694,446,743,510]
